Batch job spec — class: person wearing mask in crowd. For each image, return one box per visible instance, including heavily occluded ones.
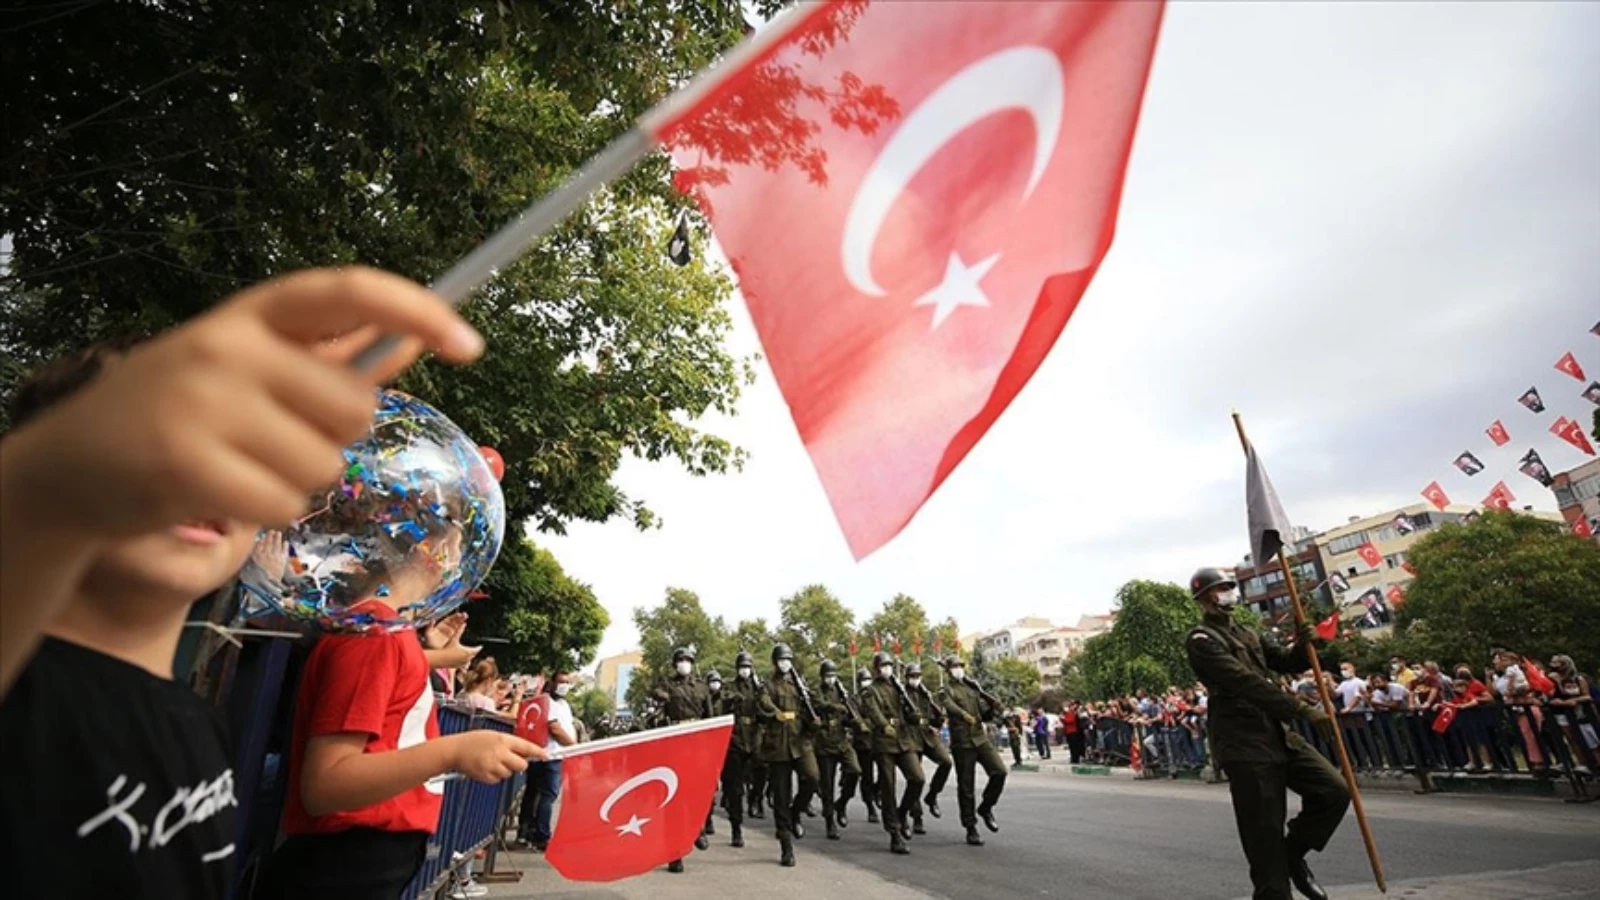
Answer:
[1334,663,1369,713]
[1367,673,1409,712]
[1491,649,1547,773]
[903,662,953,825]
[857,652,922,855]
[1448,664,1495,771]
[841,667,881,825]
[1411,662,1450,710]
[1031,708,1052,759]
[1005,710,1025,767]
[717,651,762,848]
[1184,567,1347,900]
[938,655,1006,846]
[515,672,576,852]
[1546,655,1596,774]
[1389,656,1417,690]
[652,646,712,872]
[811,659,862,840]
[755,644,817,867]
[1063,700,1086,764]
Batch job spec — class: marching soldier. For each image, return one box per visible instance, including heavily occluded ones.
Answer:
[755,643,820,867]
[904,662,954,824]
[938,654,1006,846]
[1185,567,1348,900]
[811,659,863,840]
[712,660,757,848]
[840,667,880,824]
[652,646,713,873]
[739,653,768,822]
[857,651,923,855]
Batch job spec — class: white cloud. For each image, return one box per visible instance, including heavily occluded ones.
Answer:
[539,2,1600,659]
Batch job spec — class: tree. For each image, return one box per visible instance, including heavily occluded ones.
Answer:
[985,657,1041,710]
[858,594,957,665]
[465,537,607,676]
[725,617,776,675]
[777,584,855,677]
[1075,580,1262,699]
[569,687,614,732]
[627,588,730,713]
[1395,510,1600,672]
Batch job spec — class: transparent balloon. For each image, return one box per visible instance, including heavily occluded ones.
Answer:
[238,390,505,634]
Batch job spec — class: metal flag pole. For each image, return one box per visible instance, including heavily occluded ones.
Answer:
[349,1,832,373]
[1231,412,1387,895]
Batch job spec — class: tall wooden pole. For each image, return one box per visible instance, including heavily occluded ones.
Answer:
[1231,412,1387,895]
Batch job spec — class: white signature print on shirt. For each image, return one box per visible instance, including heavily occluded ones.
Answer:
[76,769,238,862]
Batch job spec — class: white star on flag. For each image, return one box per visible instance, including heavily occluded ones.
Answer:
[615,814,649,837]
[914,251,999,329]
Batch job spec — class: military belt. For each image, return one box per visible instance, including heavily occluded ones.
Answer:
[739,716,754,724]
[777,711,798,721]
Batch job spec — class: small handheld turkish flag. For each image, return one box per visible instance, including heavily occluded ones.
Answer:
[1314,612,1340,642]
[1486,420,1510,446]
[1554,351,1587,382]
[545,717,733,882]
[517,694,551,747]
[1421,481,1451,512]
[1356,541,1383,570]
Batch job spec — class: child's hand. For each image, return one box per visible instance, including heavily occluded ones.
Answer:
[450,731,540,783]
[11,267,484,539]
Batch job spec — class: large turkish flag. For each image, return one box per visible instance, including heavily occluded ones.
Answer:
[544,717,733,882]
[659,1,1164,557]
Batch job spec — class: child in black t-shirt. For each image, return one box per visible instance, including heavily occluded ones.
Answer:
[0,267,488,898]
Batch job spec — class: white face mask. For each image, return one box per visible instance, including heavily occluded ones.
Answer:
[879,666,894,679]
[777,659,793,674]
[675,661,692,676]
[949,667,965,681]
[737,666,753,680]
[709,681,722,693]
[823,675,837,686]
[1214,588,1239,610]
[908,677,922,687]
[554,682,571,697]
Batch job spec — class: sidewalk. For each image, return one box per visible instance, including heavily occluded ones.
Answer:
[1255,860,1600,900]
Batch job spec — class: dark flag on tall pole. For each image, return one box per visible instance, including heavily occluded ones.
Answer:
[1518,448,1554,487]
[666,209,691,266]
[1244,435,1293,566]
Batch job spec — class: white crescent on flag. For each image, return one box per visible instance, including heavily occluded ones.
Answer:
[598,766,679,836]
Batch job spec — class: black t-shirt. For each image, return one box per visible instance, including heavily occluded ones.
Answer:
[0,638,236,898]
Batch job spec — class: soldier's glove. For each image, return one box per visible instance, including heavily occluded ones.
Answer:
[1298,703,1336,742]
[1294,621,1318,647]
[962,711,976,725]
[883,724,897,737]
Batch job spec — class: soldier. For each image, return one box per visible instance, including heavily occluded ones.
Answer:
[857,651,923,855]
[903,662,953,825]
[938,655,1006,846]
[717,651,762,848]
[652,646,713,873]
[1185,567,1347,900]
[839,667,880,824]
[739,652,768,822]
[755,643,820,867]
[811,659,863,840]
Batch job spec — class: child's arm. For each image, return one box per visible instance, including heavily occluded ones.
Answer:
[301,730,543,817]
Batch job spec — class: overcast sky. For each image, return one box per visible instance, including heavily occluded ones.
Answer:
[541,2,1600,661]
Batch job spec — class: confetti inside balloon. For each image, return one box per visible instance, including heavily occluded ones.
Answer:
[238,390,505,633]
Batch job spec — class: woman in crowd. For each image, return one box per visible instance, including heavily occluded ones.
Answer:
[460,659,501,713]
[1490,649,1547,773]
[1547,655,1596,774]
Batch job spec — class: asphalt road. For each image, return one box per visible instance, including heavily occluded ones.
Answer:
[490,770,1600,899]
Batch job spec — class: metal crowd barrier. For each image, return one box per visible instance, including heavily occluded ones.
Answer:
[1288,701,1598,802]
[1085,717,1134,766]
[403,703,522,900]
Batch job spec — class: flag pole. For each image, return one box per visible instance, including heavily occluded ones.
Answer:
[1230,412,1387,895]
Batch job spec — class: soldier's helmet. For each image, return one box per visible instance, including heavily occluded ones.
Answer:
[871,650,895,670]
[820,658,838,677]
[857,667,873,685]
[905,662,923,678]
[672,645,696,664]
[772,643,795,662]
[941,654,965,670]
[734,650,754,668]
[705,668,722,683]
[1189,566,1236,601]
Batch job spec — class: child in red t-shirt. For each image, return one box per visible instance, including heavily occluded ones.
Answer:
[258,534,541,899]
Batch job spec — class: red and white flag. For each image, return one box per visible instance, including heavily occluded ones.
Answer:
[1551,416,1597,456]
[1356,541,1383,570]
[1554,351,1587,382]
[545,717,733,882]
[1421,481,1451,512]
[1574,517,1594,539]
[516,694,551,747]
[1314,612,1340,642]
[1486,420,1510,447]
[663,1,1165,557]
[1483,480,1516,511]
[1385,584,1406,608]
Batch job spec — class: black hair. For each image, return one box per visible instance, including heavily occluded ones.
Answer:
[7,336,141,430]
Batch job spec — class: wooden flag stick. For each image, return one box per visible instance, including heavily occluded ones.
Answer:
[1231,411,1387,895]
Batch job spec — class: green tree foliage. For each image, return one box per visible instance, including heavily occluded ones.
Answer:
[858,594,959,664]
[466,537,607,676]
[985,657,1042,710]
[777,584,855,677]
[626,587,729,713]
[1075,580,1262,699]
[570,687,614,732]
[1395,510,1600,672]
[726,617,777,674]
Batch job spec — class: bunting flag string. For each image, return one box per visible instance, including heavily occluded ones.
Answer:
[1517,386,1546,414]
[1554,351,1587,382]
[1486,420,1511,446]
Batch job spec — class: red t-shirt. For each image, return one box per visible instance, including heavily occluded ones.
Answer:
[1457,679,1491,703]
[281,610,444,836]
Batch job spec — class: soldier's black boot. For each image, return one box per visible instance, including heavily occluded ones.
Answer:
[731,823,745,848]
[1288,854,1328,900]
[978,804,999,833]
[866,802,880,825]
[804,800,818,818]
[965,825,984,847]
[779,835,796,868]
[751,797,765,819]
[889,831,910,855]
[694,834,710,851]
[667,859,685,874]
[925,793,941,819]
[912,816,926,836]
[825,815,840,841]
[899,819,912,842]
[704,818,715,836]
[836,803,848,828]
[791,811,806,840]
